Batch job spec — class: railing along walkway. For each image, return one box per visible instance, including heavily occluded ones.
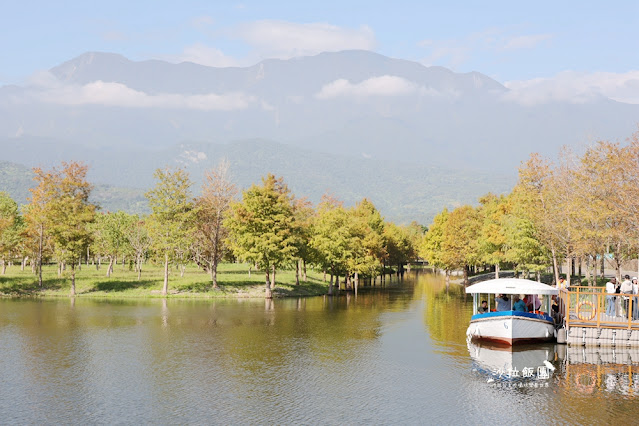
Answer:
[560,287,639,330]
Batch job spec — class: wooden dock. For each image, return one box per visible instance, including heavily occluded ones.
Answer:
[559,286,639,346]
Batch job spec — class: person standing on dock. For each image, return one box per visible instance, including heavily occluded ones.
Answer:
[621,275,633,316]
[606,277,617,317]
[632,277,639,320]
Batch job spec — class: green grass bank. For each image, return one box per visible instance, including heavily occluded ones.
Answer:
[0,262,329,299]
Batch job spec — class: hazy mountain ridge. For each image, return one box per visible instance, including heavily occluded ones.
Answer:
[4,50,635,170]
[0,140,513,224]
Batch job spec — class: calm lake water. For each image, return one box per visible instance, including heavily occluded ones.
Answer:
[1,271,639,424]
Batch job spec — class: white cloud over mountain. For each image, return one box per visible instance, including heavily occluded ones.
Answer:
[19,78,255,111]
[504,70,639,105]
[316,76,418,99]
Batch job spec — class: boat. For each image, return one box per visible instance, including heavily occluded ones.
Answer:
[465,278,558,345]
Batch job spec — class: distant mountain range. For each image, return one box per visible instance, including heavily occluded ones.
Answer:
[1,50,637,223]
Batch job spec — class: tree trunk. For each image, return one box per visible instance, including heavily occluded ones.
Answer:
[354,272,359,296]
[270,265,276,291]
[265,267,272,299]
[495,263,500,279]
[211,258,219,289]
[303,260,307,282]
[1,260,6,275]
[107,257,114,278]
[463,265,469,285]
[70,263,76,297]
[295,259,300,285]
[162,252,169,296]
[38,225,43,288]
[328,271,334,295]
[180,264,185,278]
[550,244,560,285]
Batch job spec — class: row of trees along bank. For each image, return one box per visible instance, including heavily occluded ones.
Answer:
[420,131,639,286]
[0,160,424,298]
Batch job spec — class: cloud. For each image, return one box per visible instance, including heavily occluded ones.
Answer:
[236,20,376,59]
[315,75,454,100]
[316,76,418,99]
[503,70,639,105]
[22,80,255,111]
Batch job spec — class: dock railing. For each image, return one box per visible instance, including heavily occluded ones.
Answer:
[559,286,639,330]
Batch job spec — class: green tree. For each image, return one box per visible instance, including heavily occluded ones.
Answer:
[310,197,351,295]
[145,168,195,295]
[384,222,417,273]
[125,216,151,280]
[225,174,298,298]
[91,211,135,277]
[0,192,24,274]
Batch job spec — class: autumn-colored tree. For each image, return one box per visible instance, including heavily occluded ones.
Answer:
[0,192,24,274]
[193,160,237,289]
[145,167,195,295]
[441,205,481,284]
[25,167,59,287]
[419,208,449,273]
[516,153,566,285]
[46,162,97,296]
[477,193,509,278]
[292,197,316,285]
[225,174,298,298]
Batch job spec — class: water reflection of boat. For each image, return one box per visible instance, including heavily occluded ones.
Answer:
[466,279,558,345]
[468,340,555,379]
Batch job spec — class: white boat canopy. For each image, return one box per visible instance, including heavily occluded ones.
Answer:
[465,278,559,296]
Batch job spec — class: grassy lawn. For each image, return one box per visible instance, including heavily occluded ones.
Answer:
[0,262,329,299]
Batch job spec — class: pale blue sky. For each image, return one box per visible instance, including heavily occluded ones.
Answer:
[2,0,638,91]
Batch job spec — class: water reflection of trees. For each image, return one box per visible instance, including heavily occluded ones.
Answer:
[415,271,472,349]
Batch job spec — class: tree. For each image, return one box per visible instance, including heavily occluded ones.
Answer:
[385,223,417,273]
[441,205,481,284]
[310,197,351,295]
[0,192,24,274]
[91,211,135,277]
[145,168,195,295]
[25,167,59,287]
[125,216,151,280]
[193,160,237,289]
[225,174,298,299]
[46,162,97,296]
[477,193,510,278]
[419,208,449,273]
